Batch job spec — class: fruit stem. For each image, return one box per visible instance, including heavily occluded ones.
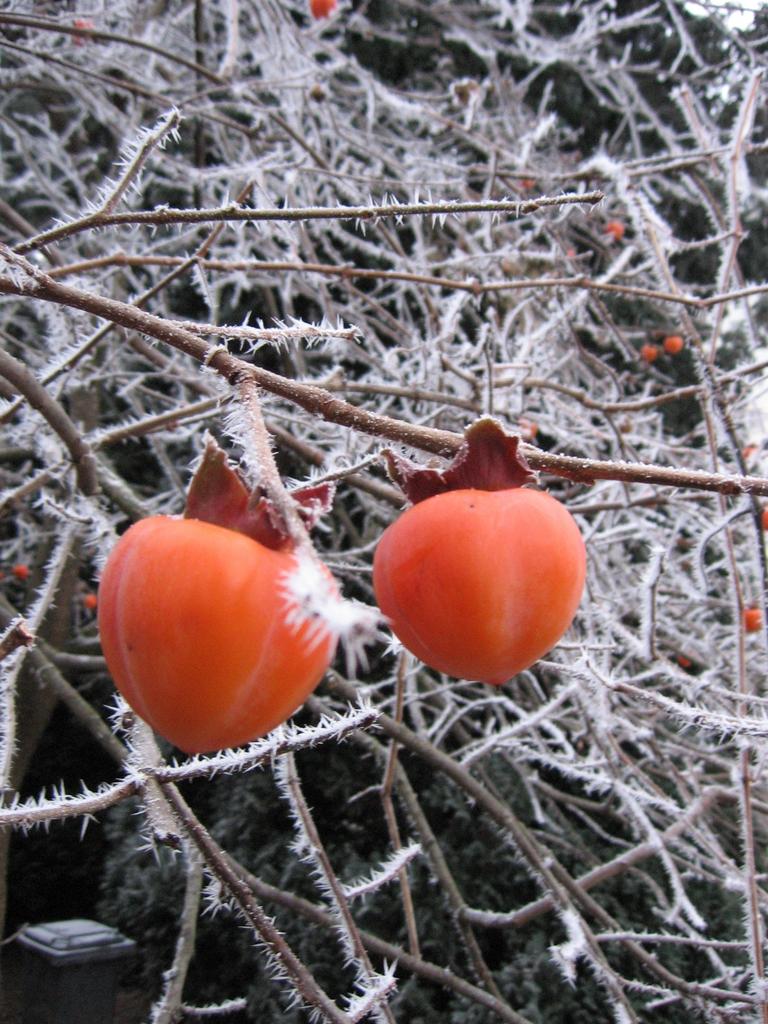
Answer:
[238,377,314,553]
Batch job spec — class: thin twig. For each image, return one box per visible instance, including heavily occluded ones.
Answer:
[280,751,397,1024]
[150,846,204,1024]
[380,654,421,959]
[161,783,353,1024]
[14,193,604,256]
[0,347,98,495]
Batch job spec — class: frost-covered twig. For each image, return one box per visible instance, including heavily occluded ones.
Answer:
[459,785,727,930]
[342,844,422,903]
[149,845,203,1024]
[4,2,768,1016]
[43,253,717,307]
[326,677,641,1020]
[0,12,216,81]
[0,347,97,495]
[338,705,510,1007]
[0,779,137,831]
[178,1001,248,1019]
[172,318,360,346]
[161,783,352,1024]
[278,750,397,1024]
[150,701,379,784]
[0,595,126,767]
[0,530,77,788]
[15,192,604,256]
[96,109,182,216]
[379,655,420,957]
[228,859,534,1024]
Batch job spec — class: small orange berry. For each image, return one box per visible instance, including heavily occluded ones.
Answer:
[519,178,536,191]
[743,445,758,461]
[663,334,684,355]
[604,220,625,242]
[640,343,660,363]
[12,564,30,581]
[761,508,768,531]
[677,655,692,669]
[82,592,98,611]
[744,607,762,633]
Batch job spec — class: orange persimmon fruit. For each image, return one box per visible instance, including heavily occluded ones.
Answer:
[98,516,337,753]
[373,488,586,684]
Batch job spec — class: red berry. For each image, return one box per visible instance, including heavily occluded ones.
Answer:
[73,18,94,44]
[744,607,762,633]
[604,220,625,241]
[12,564,30,581]
[310,0,337,17]
[641,344,660,363]
[663,334,684,355]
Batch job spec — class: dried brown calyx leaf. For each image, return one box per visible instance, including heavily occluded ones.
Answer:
[384,417,534,505]
[185,438,335,549]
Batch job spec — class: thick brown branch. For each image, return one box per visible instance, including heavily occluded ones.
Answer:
[2,248,767,497]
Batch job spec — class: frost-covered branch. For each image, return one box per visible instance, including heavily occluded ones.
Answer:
[278,751,397,1024]
[149,845,203,1024]
[4,247,768,497]
[0,346,97,495]
[14,192,604,256]
[161,784,353,1024]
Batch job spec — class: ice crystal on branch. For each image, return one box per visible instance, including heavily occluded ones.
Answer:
[152,701,379,783]
[282,550,381,673]
[342,843,422,902]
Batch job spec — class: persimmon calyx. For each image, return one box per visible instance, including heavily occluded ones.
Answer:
[185,437,335,550]
[383,417,534,505]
